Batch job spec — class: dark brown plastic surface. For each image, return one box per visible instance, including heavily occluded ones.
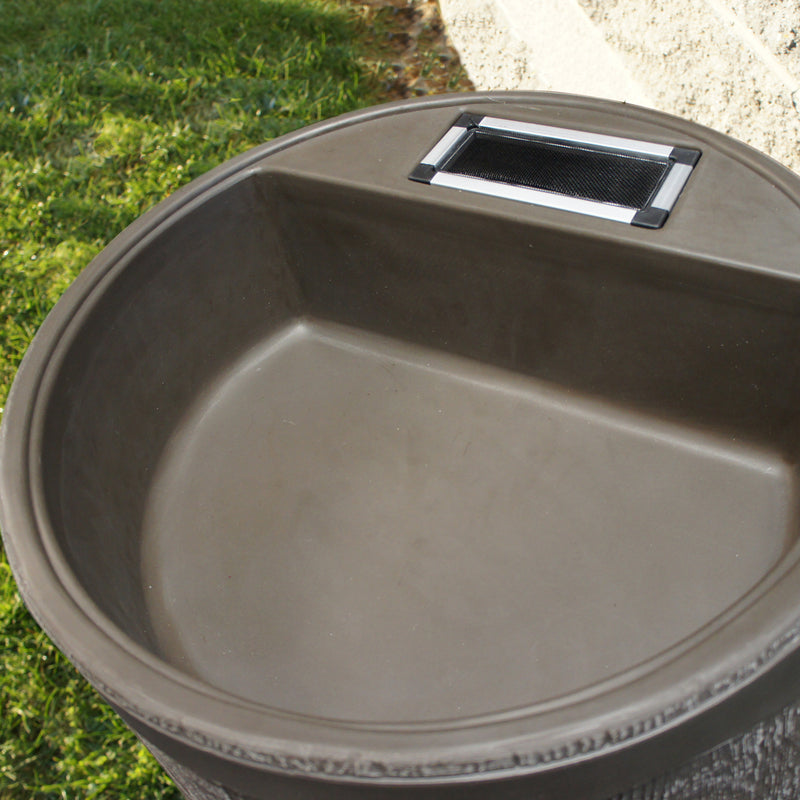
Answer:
[4,93,800,798]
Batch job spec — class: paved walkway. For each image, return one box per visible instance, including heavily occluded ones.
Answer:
[439,0,800,174]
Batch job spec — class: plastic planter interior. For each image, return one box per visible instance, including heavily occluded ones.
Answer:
[4,93,800,800]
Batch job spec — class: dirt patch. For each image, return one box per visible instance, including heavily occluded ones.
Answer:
[347,0,474,98]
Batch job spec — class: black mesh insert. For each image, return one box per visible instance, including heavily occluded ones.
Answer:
[445,132,669,209]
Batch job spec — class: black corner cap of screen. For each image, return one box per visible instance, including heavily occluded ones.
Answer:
[671,147,702,166]
[632,207,670,229]
[409,163,436,184]
[454,112,482,129]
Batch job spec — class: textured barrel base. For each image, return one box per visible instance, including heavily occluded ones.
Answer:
[140,702,800,800]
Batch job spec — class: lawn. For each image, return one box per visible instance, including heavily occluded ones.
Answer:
[0,1,468,796]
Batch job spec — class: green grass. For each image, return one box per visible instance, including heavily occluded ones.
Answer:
[0,1,464,796]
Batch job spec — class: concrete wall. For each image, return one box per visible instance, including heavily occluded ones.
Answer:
[439,0,800,173]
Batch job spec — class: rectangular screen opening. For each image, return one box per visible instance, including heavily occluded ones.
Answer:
[410,114,700,228]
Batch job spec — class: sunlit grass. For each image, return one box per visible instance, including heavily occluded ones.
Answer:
[0,0,383,408]
[0,1,465,796]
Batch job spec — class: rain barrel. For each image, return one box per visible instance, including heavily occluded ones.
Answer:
[4,93,800,799]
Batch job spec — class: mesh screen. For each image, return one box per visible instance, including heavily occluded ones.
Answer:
[446,132,669,209]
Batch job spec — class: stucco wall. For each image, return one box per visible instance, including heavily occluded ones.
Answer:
[439,0,800,173]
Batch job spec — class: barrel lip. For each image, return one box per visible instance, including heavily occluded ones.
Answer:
[4,91,800,788]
